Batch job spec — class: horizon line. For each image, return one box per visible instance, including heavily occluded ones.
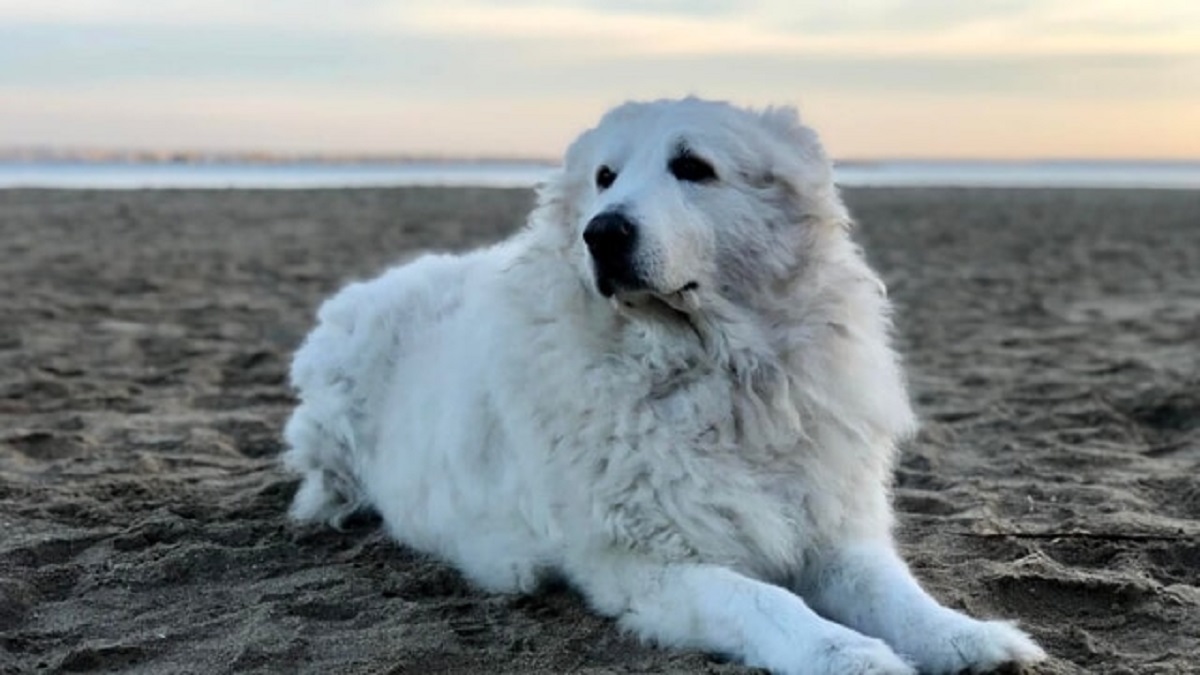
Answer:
[2,146,1198,166]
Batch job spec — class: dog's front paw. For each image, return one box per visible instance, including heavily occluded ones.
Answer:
[805,632,916,675]
[908,618,1046,674]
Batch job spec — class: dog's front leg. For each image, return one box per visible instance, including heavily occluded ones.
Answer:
[801,541,1046,674]
[567,552,914,675]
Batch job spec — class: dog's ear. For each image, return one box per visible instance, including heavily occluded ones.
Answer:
[532,167,573,230]
[531,128,596,233]
[758,106,827,170]
[756,106,852,232]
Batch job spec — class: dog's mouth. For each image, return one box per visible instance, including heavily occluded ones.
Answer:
[592,262,646,299]
[589,255,700,316]
[609,280,701,315]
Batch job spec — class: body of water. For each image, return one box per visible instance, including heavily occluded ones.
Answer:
[1,160,1198,190]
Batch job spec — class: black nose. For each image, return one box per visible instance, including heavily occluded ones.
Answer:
[583,212,642,296]
[583,212,637,260]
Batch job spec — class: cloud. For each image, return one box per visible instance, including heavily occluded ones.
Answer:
[0,0,1196,157]
[4,0,1195,58]
[5,18,1193,105]
[0,0,378,28]
[396,0,1200,58]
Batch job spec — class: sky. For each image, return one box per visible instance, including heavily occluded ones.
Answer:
[1,0,1197,160]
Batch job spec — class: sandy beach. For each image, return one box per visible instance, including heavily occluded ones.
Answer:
[1,187,1197,674]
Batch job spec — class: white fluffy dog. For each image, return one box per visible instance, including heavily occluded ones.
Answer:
[283,98,1046,674]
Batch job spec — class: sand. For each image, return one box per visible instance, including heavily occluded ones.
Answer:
[0,187,1197,674]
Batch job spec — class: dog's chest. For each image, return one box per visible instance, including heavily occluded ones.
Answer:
[525,338,809,569]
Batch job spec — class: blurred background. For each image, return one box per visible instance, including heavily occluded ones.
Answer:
[1,0,1198,186]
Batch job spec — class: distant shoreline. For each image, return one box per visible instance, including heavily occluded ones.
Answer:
[3,158,1199,190]
[1,148,1197,167]
[0,149,559,166]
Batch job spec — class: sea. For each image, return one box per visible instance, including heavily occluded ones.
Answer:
[1,160,1198,190]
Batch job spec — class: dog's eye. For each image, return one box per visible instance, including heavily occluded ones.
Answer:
[669,155,717,183]
[595,166,617,190]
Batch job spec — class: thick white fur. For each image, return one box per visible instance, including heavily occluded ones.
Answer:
[283,98,1046,674]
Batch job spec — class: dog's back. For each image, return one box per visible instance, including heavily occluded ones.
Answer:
[283,252,473,526]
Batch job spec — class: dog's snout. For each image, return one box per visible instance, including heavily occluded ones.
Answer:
[583,212,637,258]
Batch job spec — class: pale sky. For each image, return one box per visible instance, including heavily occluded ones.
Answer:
[1,0,1198,159]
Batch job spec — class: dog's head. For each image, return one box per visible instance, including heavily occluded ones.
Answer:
[531,98,912,448]
[536,97,851,315]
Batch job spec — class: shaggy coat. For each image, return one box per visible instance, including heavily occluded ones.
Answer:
[284,99,1045,674]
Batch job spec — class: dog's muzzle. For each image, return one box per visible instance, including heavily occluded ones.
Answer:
[584,211,647,297]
